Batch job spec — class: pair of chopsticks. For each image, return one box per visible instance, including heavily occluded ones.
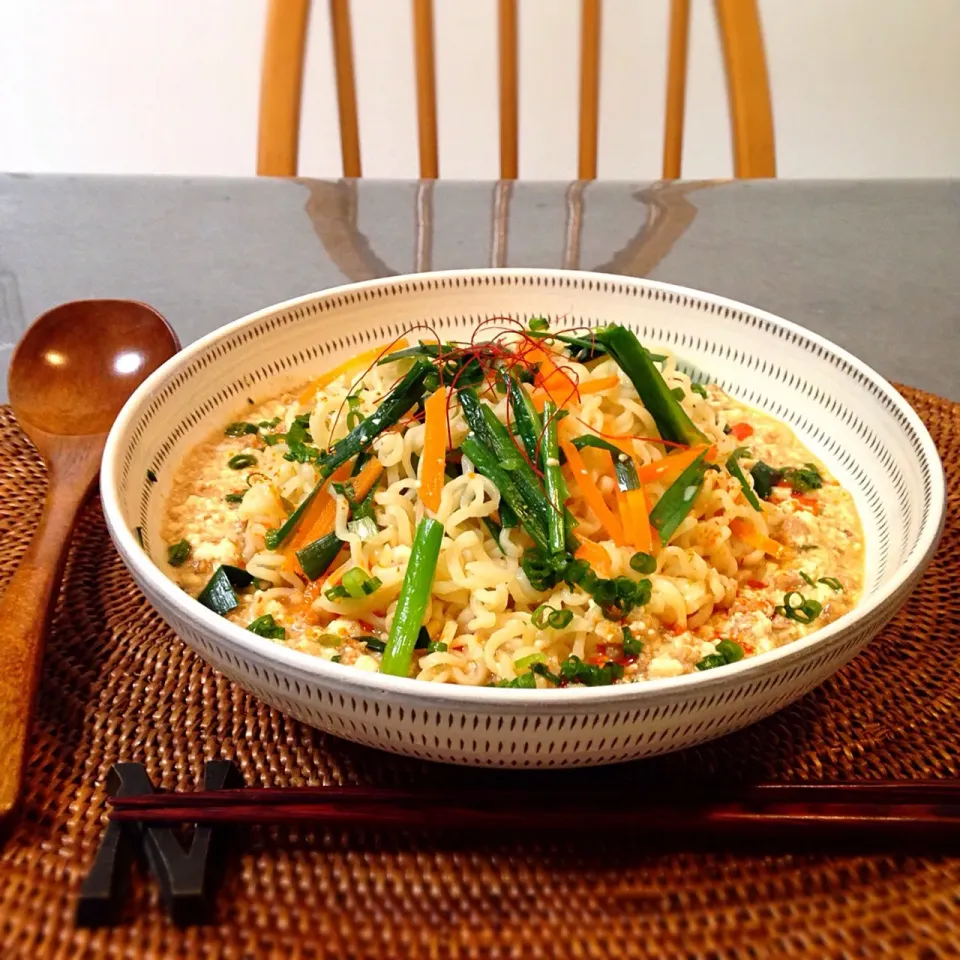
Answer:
[109,780,960,843]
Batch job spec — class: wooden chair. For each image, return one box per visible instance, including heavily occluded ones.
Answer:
[257,0,775,180]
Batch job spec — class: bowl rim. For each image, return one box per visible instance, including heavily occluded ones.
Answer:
[101,267,946,707]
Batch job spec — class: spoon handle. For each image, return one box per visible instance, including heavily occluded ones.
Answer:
[0,455,97,820]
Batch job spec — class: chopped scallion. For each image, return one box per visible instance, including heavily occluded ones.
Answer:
[696,654,726,671]
[530,662,561,685]
[166,539,191,567]
[622,626,643,657]
[341,567,381,599]
[629,552,656,574]
[594,325,708,446]
[648,449,709,543]
[197,564,256,616]
[715,639,744,663]
[515,652,547,669]
[495,672,537,688]
[346,516,379,541]
[726,446,762,512]
[224,422,260,437]
[532,604,554,629]
[380,517,444,677]
[247,614,285,640]
[775,591,823,624]
[296,531,343,581]
[558,654,624,686]
[548,608,573,629]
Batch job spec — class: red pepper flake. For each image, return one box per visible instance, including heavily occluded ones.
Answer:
[746,579,767,589]
[729,422,754,441]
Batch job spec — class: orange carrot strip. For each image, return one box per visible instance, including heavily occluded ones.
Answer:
[419,385,448,513]
[624,488,654,553]
[297,339,409,404]
[522,344,581,406]
[730,517,783,558]
[635,444,713,486]
[287,463,352,552]
[575,540,611,576]
[576,375,619,396]
[560,439,625,544]
[617,489,634,544]
[286,459,384,570]
[533,375,619,411]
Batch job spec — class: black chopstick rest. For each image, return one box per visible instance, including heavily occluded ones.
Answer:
[76,760,244,927]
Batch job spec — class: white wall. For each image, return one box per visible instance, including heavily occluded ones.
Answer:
[1,0,959,180]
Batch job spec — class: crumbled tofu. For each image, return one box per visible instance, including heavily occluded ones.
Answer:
[238,483,283,523]
[648,655,684,678]
[192,538,239,565]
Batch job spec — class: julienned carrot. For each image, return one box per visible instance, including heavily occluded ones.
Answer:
[576,375,619,396]
[419,385,448,513]
[575,540,611,576]
[730,517,783,558]
[287,463,352,552]
[560,439,625,544]
[636,444,714,486]
[297,339,410,404]
[286,459,384,569]
[616,489,632,543]
[307,458,383,544]
[531,375,618,410]
[623,488,654,553]
[521,343,580,406]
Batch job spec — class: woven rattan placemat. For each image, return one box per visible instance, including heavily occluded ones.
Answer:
[0,385,957,959]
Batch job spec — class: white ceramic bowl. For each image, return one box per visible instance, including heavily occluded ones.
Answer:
[101,269,945,768]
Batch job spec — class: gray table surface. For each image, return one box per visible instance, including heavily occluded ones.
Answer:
[0,175,957,402]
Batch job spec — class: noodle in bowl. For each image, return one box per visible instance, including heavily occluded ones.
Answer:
[101,270,944,766]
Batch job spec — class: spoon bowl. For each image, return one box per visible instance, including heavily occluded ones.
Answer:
[9,299,178,442]
[0,299,178,821]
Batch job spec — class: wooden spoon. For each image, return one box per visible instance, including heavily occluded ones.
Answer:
[0,300,179,821]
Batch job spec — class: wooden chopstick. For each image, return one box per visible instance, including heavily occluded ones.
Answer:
[106,780,960,845]
[109,779,960,814]
[107,800,960,846]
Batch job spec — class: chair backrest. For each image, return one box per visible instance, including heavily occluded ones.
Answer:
[257,0,775,180]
